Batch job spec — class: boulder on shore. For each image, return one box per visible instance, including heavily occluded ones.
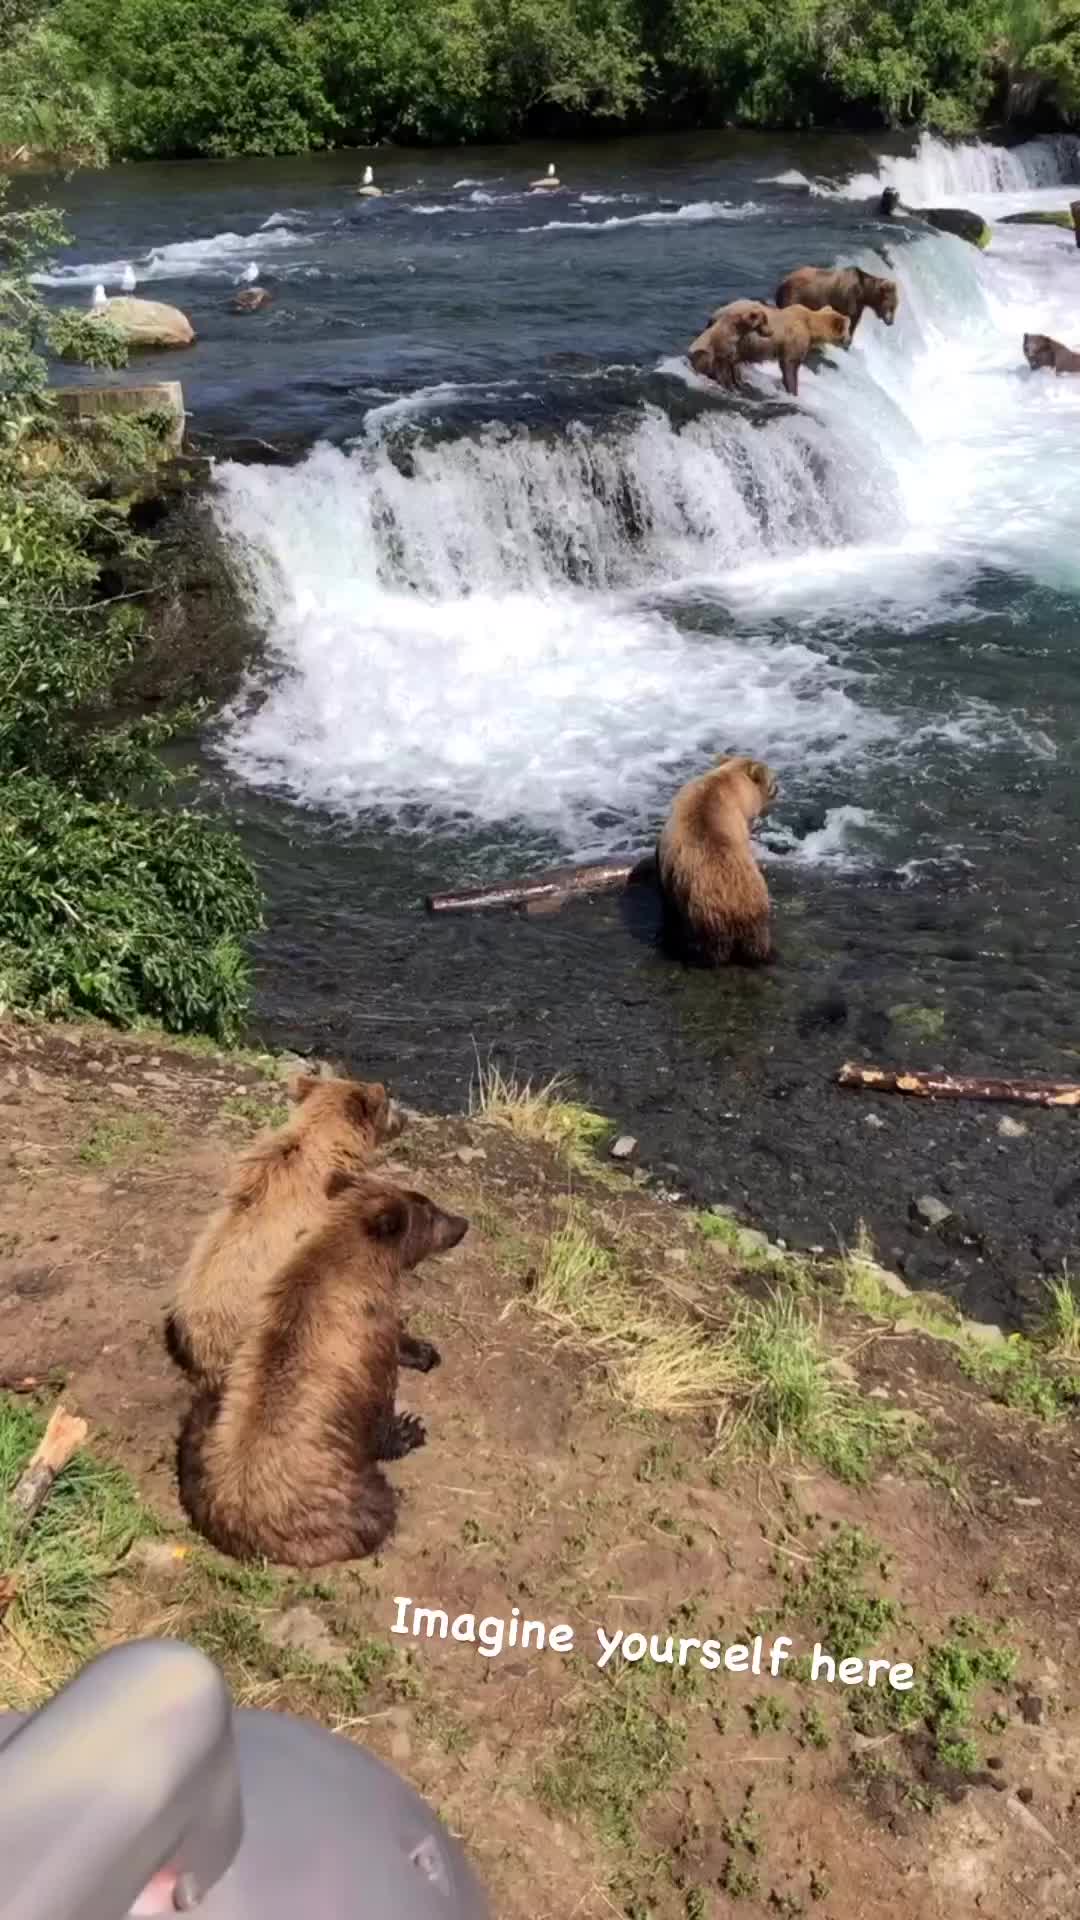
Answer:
[94,297,196,349]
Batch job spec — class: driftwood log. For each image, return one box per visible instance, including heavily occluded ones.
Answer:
[0,1405,89,1624]
[837,1063,1080,1107]
[426,855,653,916]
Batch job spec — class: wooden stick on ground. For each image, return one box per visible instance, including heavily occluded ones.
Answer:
[837,1063,1080,1107]
[0,1405,88,1626]
[8,1405,88,1529]
[426,855,653,916]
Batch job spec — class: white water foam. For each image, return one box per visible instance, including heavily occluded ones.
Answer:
[836,129,1080,202]
[34,223,309,287]
[212,172,1078,849]
[519,199,764,234]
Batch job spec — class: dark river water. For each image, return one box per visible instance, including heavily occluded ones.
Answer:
[35,129,1080,1325]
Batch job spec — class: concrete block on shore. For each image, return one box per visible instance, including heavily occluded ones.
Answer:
[51,381,186,457]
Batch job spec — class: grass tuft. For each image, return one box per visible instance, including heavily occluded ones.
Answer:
[731,1292,894,1484]
[469,1063,613,1171]
[0,1396,150,1701]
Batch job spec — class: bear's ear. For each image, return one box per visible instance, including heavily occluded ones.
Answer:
[288,1070,323,1105]
[362,1190,409,1242]
[344,1081,386,1131]
[325,1169,360,1201]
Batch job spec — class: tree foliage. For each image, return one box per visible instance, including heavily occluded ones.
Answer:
[0,187,263,1037]
[9,0,1065,159]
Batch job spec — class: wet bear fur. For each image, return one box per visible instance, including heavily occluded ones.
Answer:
[166,1071,405,1390]
[775,265,898,339]
[176,1173,468,1567]
[687,300,772,390]
[729,303,853,397]
[657,755,779,967]
[1024,331,1080,375]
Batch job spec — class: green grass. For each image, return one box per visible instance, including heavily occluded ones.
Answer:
[219,1092,289,1132]
[535,1666,686,1851]
[1040,1272,1080,1358]
[77,1111,172,1166]
[787,1526,897,1661]
[469,1063,614,1171]
[888,1003,946,1042]
[730,1293,897,1484]
[0,1396,150,1697]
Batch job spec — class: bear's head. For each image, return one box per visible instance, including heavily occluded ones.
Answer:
[711,755,779,818]
[816,308,853,347]
[867,275,898,324]
[1023,332,1054,369]
[325,1172,469,1269]
[880,187,901,216]
[288,1070,406,1147]
[734,302,772,339]
[706,299,772,338]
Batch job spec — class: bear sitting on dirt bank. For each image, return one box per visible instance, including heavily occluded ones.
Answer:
[657,754,779,967]
[775,265,899,339]
[176,1173,469,1567]
[166,1070,406,1390]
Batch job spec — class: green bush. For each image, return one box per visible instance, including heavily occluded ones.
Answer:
[0,188,263,1040]
[11,0,1078,154]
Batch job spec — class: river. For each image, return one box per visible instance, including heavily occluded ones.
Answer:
[35,128,1080,1325]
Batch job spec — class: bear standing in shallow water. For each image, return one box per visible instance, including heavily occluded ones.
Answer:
[775,265,898,340]
[1024,331,1080,375]
[730,304,852,397]
[657,756,779,967]
[687,300,772,390]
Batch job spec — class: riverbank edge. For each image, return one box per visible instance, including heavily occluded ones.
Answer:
[3,1007,1080,1920]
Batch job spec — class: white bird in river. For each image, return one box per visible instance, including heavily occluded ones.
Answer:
[91,283,107,311]
[363,165,374,186]
[120,262,136,292]
[529,161,560,190]
[239,261,259,283]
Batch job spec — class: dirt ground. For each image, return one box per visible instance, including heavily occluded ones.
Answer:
[1,1016,1079,1920]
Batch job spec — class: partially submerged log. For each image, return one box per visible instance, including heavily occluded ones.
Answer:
[426,855,653,916]
[837,1063,1080,1107]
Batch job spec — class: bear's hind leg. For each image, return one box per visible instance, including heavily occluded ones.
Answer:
[780,353,800,397]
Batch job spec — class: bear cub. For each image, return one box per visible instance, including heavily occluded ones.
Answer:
[166,1070,405,1391]
[176,1173,468,1568]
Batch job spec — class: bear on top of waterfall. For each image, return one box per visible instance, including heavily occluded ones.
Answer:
[775,265,899,340]
[166,1070,407,1392]
[728,304,852,398]
[687,299,772,390]
[657,755,779,967]
[1024,331,1080,375]
[176,1172,469,1567]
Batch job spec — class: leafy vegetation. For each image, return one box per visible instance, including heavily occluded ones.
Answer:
[0,190,262,1039]
[4,0,1080,161]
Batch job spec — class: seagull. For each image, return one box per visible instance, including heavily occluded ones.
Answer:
[91,283,107,310]
[529,161,560,190]
[120,262,136,292]
[363,165,374,186]
[355,162,383,198]
[239,261,259,284]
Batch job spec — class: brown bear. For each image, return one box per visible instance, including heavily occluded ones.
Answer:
[176,1174,469,1566]
[775,265,898,340]
[166,1071,406,1391]
[731,304,852,397]
[687,300,772,390]
[229,287,272,313]
[1024,331,1080,375]
[657,755,779,966]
